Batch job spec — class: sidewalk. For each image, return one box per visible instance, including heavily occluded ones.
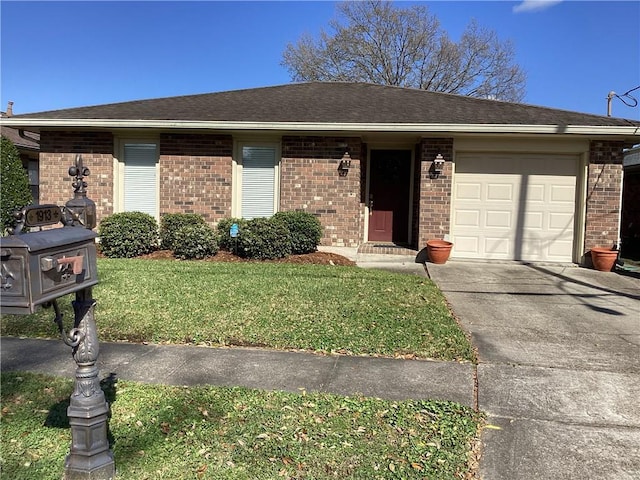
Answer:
[0,336,474,406]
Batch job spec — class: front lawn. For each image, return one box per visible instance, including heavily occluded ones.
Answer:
[0,372,482,480]
[1,259,473,361]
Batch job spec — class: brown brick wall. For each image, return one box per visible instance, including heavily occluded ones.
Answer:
[39,131,114,223]
[417,138,453,249]
[584,140,625,251]
[159,133,233,226]
[281,136,364,247]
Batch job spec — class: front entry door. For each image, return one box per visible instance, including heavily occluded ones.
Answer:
[368,150,411,243]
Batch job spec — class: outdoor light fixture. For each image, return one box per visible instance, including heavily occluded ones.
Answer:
[430,154,445,179]
[338,148,351,176]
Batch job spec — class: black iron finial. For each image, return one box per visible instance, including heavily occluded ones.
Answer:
[65,154,97,229]
[69,154,90,196]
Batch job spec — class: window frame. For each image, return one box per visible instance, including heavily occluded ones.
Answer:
[113,137,160,221]
[232,140,281,219]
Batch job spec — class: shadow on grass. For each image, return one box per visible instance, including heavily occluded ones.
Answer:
[44,372,118,447]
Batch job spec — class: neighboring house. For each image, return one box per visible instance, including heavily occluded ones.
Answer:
[622,146,640,259]
[1,102,40,203]
[1,82,638,264]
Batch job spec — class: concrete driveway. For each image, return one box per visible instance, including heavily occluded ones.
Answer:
[426,261,640,480]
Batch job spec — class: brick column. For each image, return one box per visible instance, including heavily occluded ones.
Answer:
[417,138,454,249]
[584,140,625,251]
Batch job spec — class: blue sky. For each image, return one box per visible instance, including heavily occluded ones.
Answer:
[1,1,639,119]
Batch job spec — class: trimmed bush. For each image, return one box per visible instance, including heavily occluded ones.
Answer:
[236,217,292,260]
[160,213,207,250]
[172,223,219,260]
[273,211,323,254]
[216,217,247,252]
[1,136,32,234]
[98,212,158,258]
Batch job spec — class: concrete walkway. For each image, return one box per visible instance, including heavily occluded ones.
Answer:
[427,260,640,480]
[2,252,639,479]
[0,336,473,406]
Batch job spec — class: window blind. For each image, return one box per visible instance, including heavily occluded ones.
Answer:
[124,143,157,218]
[241,146,276,219]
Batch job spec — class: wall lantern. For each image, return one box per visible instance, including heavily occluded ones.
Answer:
[338,148,352,176]
[430,154,445,179]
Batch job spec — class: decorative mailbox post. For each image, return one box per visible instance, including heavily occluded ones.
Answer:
[0,156,115,479]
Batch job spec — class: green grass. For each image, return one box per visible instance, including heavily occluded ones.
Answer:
[1,372,483,480]
[1,259,473,361]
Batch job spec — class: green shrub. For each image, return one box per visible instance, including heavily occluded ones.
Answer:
[273,210,323,254]
[172,223,219,259]
[237,217,292,260]
[1,136,32,234]
[160,213,207,250]
[216,217,247,252]
[98,211,158,258]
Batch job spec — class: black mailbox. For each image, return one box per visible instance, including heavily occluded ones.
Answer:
[1,156,115,479]
[0,226,98,314]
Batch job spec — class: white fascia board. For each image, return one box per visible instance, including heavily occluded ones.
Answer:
[1,118,639,136]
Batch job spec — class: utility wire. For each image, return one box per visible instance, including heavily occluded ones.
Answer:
[613,85,639,108]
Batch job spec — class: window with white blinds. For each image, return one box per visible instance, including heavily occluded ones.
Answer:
[241,146,276,219]
[123,143,157,218]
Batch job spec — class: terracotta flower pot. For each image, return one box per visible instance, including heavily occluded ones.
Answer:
[426,240,453,264]
[590,247,618,272]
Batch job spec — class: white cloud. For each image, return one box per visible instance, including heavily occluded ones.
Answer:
[513,0,563,14]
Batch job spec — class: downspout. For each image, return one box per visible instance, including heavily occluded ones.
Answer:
[18,129,38,143]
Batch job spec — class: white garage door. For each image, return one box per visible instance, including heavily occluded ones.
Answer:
[452,153,578,262]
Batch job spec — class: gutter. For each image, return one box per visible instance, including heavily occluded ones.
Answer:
[18,128,40,144]
[1,118,639,137]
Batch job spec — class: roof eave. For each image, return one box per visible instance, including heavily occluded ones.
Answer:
[1,118,639,137]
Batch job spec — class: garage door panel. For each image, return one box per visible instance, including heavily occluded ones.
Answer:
[457,183,482,200]
[486,210,512,228]
[487,183,515,201]
[523,212,544,229]
[550,185,575,203]
[455,236,480,255]
[455,210,481,227]
[521,237,543,257]
[485,237,510,256]
[549,212,574,231]
[548,240,573,258]
[526,184,545,202]
[452,153,578,262]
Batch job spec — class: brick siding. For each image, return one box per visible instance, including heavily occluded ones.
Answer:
[159,133,233,226]
[584,140,625,251]
[39,131,114,222]
[281,136,363,247]
[417,138,454,249]
[37,130,628,261]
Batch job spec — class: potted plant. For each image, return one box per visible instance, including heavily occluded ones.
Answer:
[590,247,618,272]
[426,239,453,264]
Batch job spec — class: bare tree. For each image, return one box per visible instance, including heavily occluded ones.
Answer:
[282,1,526,102]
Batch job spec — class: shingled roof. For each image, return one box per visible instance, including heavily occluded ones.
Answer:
[0,111,40,150]
[8,82,638,127]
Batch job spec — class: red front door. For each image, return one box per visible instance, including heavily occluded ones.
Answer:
[368,150,411,243]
